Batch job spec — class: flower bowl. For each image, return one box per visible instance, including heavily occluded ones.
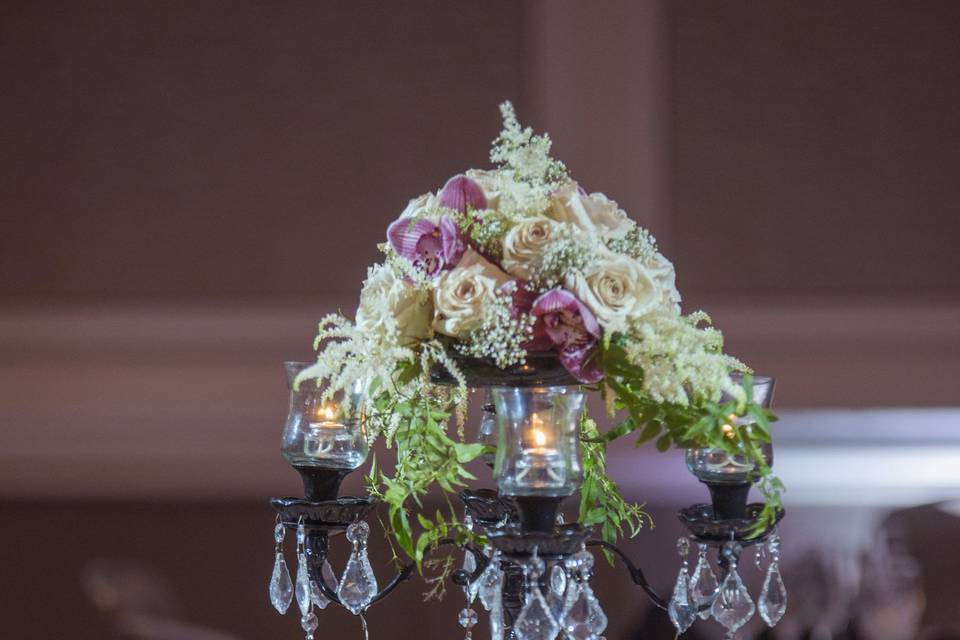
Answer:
[430,351,581,388]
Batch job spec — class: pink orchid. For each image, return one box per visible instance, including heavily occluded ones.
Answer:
[387,215,465,276]
[530,288,603,383]
[439,174,487,213]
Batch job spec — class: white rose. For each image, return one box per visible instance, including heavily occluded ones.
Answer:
[645,251,681,313]
[500,216,557,279]
[356,265,434,346]
[547,182,633,239]
[565,249,673,332]
[433,248,511,338]
[465,169,500,210]
[398,192,441,220]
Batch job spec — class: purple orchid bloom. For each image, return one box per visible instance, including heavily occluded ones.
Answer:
[387,215,465,276]
[531,288,603,383]
[439,174,487,214]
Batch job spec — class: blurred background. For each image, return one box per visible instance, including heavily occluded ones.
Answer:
[2,1,959,638]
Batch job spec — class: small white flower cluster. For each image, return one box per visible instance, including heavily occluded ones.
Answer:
[467,209,509,260]
[605,224,658,262]
[456,282,535,369]
[622,311,748,406]
[527,222,594,288]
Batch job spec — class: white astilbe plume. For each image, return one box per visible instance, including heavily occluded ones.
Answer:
[489,101,570,218]
[296,314,417,436]
[622,311,749,406]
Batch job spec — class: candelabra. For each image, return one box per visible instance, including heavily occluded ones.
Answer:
[267,358,786,640]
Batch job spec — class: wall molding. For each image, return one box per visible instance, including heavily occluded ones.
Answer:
[1,298,957,500]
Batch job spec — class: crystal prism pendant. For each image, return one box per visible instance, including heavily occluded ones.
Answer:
[711,568,755,635]
[295,553,312,616]
[337,550,378,615]
[478,553,503,612]
[337,523,378,616]
[269,551,294,614]
[758,562,787,626]
[690,544,719,619]
[310,559,338,609]
[462,550,479,603]
[544,563,567,620]
[668,567,697,633]
[489,578,504,640]
[514,581,559,640]
[563,582,607,640]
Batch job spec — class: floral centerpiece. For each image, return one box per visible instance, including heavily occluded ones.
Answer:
[298,102,781,567]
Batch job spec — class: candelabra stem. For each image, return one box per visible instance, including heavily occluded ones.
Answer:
[295,466,352,501]
[513,495,563,533]
[704,481,751,520]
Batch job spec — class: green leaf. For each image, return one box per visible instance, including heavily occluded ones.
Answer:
[635,421,662,445]
[654,433,672,452]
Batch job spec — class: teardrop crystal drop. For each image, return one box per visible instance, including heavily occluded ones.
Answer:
[337,545,378,615]
[563,582,607,639]
[478,555,503,612]
[550,564,567,595]
[758,562,787,626]
[311,559,338,609]
[514,583,559,640]
[295,553,312,616]
[463,550,479,603]
[269,551,294,614]
[489,574,504,640]
[668,567,697,633]
[711,567,755,635]
[690,546,720,619]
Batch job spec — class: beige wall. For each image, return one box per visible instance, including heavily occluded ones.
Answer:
[2,3,960,638]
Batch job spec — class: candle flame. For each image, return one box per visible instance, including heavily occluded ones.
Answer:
[315,402,337,422]
[532,427,547,447]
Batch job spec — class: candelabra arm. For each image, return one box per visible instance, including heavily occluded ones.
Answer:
[364,538,487,608]
[585,539,669,610]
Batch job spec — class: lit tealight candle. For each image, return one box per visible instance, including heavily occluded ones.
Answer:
[526,413,555,454]
[305,401,344,456]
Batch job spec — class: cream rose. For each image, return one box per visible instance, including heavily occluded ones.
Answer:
[547,182,633,239]
[645,251,681,313]
[433,248,511,337]
[465,169,501,210]
[356,265,434,346]
[565,250,673,332]
[397,192,441,220]
[500,216,557,279]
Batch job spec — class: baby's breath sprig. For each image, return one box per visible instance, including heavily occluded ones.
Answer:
[605,224,659,261]
[461,208,509,261]
[526,223,593,288]
[456,282,535,369]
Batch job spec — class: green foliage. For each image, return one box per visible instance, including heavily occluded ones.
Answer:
[578,416,653,562]
[597,340,784,536]
[366,384,483,571]
[362,331,782,580]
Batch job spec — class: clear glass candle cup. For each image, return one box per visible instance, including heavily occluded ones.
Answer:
[685,373,776,484]
[492,386,585,498]
[281,362,368,471]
